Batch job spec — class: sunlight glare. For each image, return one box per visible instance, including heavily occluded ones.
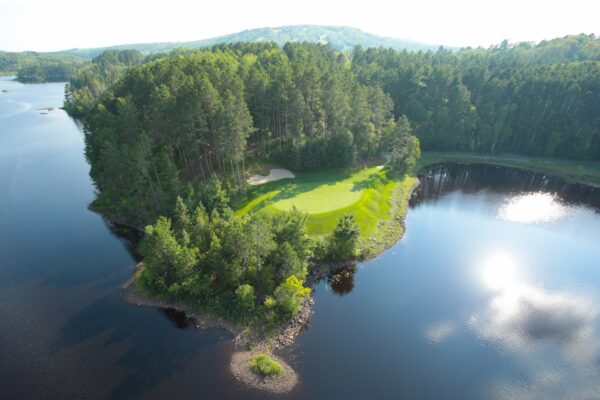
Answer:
[499,192,567,224]
[481,253,519,291]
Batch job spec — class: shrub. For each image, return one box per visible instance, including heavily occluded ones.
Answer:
[249,353,284,376]
[330,214,360,259]
[274,275,311,317]
[235,284,256,317]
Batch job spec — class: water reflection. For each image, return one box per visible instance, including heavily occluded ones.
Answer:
[327,266,356,296]
[424,321,456,344]
[415,163,600,210]
[470,282,599,362]
[470,253,600,399]
[51,293,232,399]
[480,253,520,291]
[161,308,194,329]
[499,192,568,224]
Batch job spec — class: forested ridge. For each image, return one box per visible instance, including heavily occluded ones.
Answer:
[56,25,440,58]
[0,51,85,82]
[3,25,436,80]
[68,34,600,327]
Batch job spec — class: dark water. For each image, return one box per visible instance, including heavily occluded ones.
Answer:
[2,80,600,400]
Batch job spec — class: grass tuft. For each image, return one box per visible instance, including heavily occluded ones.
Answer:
[249,353,284,376]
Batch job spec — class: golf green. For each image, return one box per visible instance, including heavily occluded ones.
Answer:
[236,166,397,237]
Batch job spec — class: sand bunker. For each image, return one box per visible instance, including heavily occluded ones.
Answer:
[248,168,295,185]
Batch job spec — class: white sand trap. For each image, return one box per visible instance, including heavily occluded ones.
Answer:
[247,168,295,185]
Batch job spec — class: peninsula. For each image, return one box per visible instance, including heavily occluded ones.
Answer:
[66,34,600,392]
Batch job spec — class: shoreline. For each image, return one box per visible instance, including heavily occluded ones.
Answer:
[122,276,313,393]
[121,174,421,393]
[117,159,599,393]
[418,152,600,188]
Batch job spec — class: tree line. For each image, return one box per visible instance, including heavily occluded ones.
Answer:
[352,34,600,159]
[0,51,85,82]
[74,36,600,229]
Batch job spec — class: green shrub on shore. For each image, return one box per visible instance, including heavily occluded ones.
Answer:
[249,353,284,376]
[330,214,360,259]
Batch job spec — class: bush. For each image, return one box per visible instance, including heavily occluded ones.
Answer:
[312,236,329,260]
[274,275,311,318]
[234,284,256,317]
[249,353,284,376]
[330,214,360,259]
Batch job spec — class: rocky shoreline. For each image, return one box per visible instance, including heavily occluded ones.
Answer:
[121,176,421,393]
[122,277,313,393]
[122,273,239,336]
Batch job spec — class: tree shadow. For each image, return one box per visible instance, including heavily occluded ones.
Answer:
[243,169,359,212]
[50,293,232,399]
[37,218,142,291]
[351,172,387,192]
[327,264,357,296]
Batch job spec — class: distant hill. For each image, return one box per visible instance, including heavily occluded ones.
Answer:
[56,25,443,58]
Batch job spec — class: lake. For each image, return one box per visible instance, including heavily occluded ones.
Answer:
[1,79,600,399]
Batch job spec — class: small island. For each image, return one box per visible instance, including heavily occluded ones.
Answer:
[230,351,298,393]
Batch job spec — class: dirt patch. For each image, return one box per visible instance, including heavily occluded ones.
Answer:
[247,168,295,185]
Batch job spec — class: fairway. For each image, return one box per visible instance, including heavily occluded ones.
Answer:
[237,166,398,237]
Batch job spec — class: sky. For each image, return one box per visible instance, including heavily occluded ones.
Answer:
[1,0,599,52]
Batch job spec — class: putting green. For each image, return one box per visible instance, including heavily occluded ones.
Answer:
[236,166,397,237]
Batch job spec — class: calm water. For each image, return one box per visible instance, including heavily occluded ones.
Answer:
[2,80,600,399]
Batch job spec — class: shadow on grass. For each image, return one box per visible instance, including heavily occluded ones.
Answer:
[351,173,388,191]
[237,166,401,217]
[238,168,361,212]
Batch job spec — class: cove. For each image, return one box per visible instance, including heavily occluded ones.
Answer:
[286,163,600,399]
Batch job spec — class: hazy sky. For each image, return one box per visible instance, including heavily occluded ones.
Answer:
[1,0,599,52]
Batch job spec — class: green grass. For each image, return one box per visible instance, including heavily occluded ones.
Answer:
[359,175,417,259]
[237,166,398,238]
[419,152,600,187]
[248,353,284,376]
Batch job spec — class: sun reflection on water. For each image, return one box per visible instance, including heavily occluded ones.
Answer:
[481,252,520,291]
[499,192,568,224]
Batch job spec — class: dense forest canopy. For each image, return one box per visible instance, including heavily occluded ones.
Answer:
[64,50,145,115]
[138,197,314,326]
[352,36,600,159]
[80,43,408,226]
